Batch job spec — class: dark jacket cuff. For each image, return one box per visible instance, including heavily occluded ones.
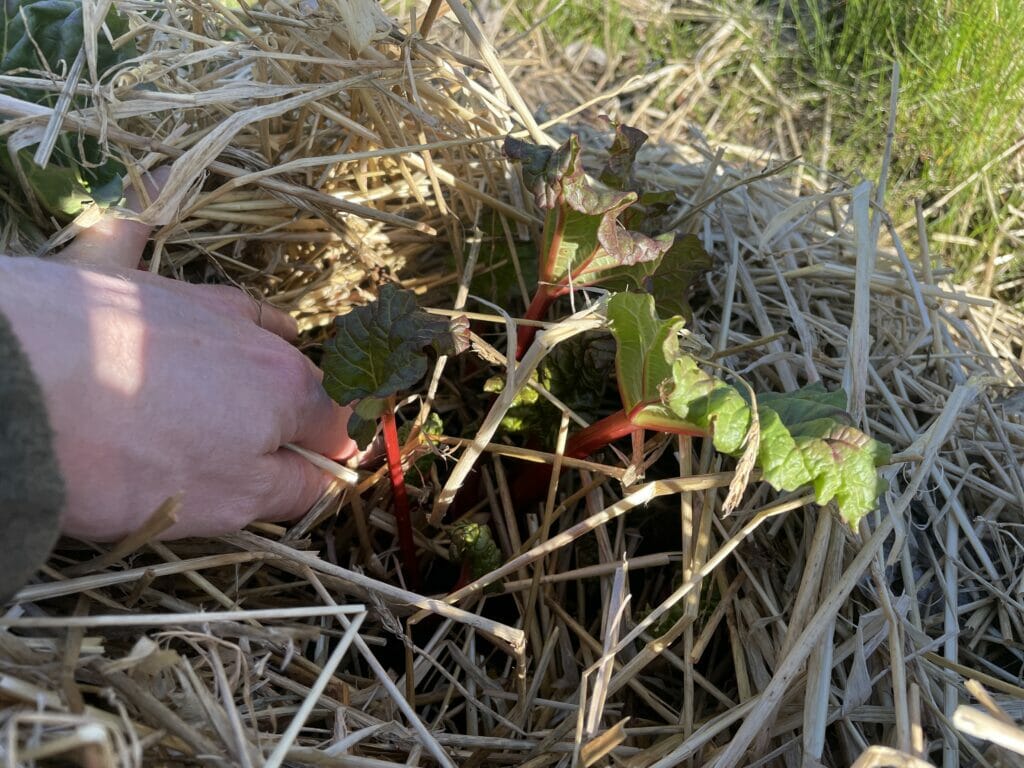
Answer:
[0,308,64,605]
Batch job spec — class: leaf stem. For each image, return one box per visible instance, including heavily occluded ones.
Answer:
[564,408,638,459]
[380,396,420,588]
[511,406,708,504]
[516,284,560,359]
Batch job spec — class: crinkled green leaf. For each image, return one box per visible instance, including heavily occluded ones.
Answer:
[322,283,460,406]
[606,292,683,412]
[665,355,752,454]
[606,295,889,525]
[754,404,813,492]
[449,521,502,587]
[2,0,134,217]
[749,383,891,522]
[560,148,673,273]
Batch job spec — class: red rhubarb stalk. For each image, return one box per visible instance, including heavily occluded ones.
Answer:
[511,406,708,503]
[380,396,420,588]
[516,284,560,359]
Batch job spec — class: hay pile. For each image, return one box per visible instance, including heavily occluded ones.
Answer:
[2,1,1024,766]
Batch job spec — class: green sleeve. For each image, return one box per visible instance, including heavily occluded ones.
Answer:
[0,308,64,605]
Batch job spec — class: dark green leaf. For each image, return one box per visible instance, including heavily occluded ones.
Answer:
[449,521,502,591]
[347,399,383,449]
[2,0,132,88]
[756,382,849,426]
[1,0,134,218]
[322,283,460,405]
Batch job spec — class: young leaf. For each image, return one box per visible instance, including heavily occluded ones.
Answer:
[502,135,573,210]
[449,521,503,587]
[606,292,683,413]
[321,283,460,407]
[599,122,647,190]
[664,355,751,454]
[506,133,673,291]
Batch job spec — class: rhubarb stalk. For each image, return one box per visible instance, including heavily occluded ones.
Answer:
[380,395,420,588]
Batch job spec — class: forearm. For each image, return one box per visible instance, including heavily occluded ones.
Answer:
[0,257,65,605]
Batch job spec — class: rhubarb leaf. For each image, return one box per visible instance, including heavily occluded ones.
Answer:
[322,283,460,407]
[606,295,889,525]
[601,233,711,319]
[665,355,751,455]
[1,0,130,79]
[1,0,135,217]
[502,135,573,209]
[607,292,683,412]
[755,388,891,524]
[599,122,647,190]
[449,521,502,583]
[506,132,674,292]
[664,371,890,523]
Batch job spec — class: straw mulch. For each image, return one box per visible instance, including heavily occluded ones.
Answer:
[2,2,1024,766]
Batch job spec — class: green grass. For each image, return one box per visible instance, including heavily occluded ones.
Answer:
[505,0,698,70]
[781,0,1024,286]
[505,0,1024,296]
[789,0,1024,182]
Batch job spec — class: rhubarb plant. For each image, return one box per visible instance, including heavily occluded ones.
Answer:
[503,127,710,358]
[321,283,466,586]
[1,0,135,215]
[449,521,502,593]
[600,293,890,525]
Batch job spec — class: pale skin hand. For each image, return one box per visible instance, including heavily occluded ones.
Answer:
[0,169,357,540]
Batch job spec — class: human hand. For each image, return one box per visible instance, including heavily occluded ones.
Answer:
[0,170,357,540]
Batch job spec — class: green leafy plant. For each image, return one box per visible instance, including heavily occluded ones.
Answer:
[484,330,616,440]
[1,0,135,215]
[319,122,891,595]
[533,293,888,524]
[449,521,502,593]
[503,127,710,358]
[321,283,466,586]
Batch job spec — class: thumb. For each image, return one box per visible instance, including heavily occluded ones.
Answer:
[59,166,171,270]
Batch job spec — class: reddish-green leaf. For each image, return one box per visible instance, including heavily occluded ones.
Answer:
[599,122,647,190]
